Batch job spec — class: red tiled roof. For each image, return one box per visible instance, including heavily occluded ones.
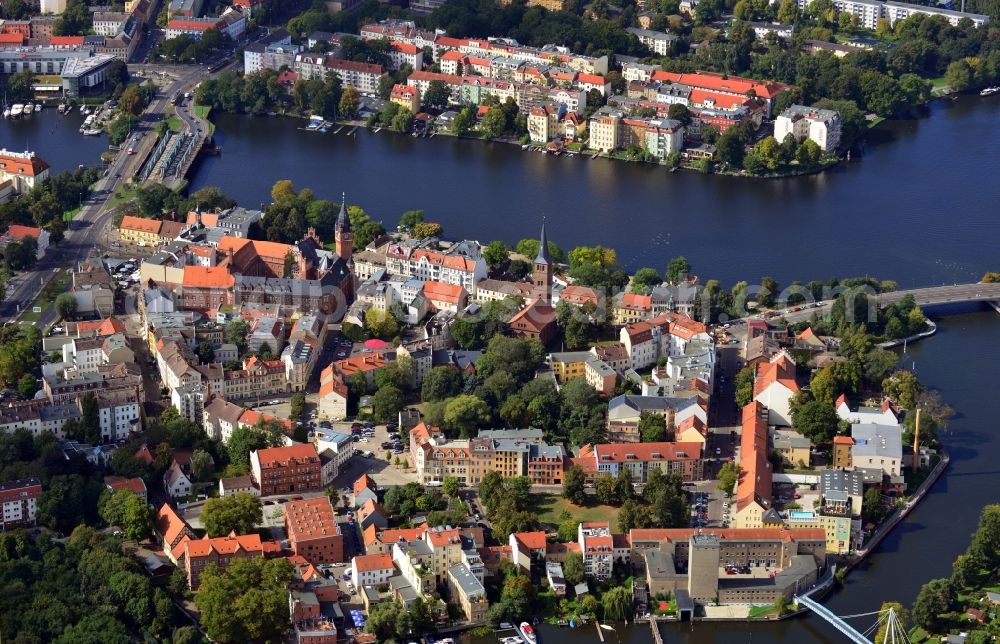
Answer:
[285,497,340,542]
[619,293,652,311]
[184,532,263,558]
[833,435,854,445]
[366,526,426,548]
[736,401,772,512]
[50,35,85,45]
[561,285,600,305]
[424,280,467,305]
[254,443,318,467]
[167,18,218,31]
[155,503,189,545]
[578,73,606,86]
[120,215,162,234]
[353,474,376,496]
[182,265,234,289]
[353,552,393,572]
[650,70,787,99]
[5,224,43,240]
[426,527,461,548]
[0,34,25,45]
[689,88,753,110]
[104,475,147,496]
[513,531,547,551]
[753,354,799,397]
[593,441,702,462]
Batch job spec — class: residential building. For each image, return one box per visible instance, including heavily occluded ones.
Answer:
[819,468,864,517]
[620,312,710,371]
[351,552,395,588]
[589,106,621,152]
[447,563,488,623]
[0,149,50,193]
[390,82,420,112]
[0,478,42,529]
[250,443,322,496]
[752,352,799,426]
[165,18,220,40]
[352,473,378,507]
[733,402,773,529]
[163,461,193,498]
[851,423,902,478]
[358,498,388,531]
[104,475,147,503]
[774,104,842,153]
[219,474,258,497]
[835,395,899,427]
[0,224,49,259]
[582,441,704,483]
[578,521,613,581]
[155,504,196,563]
[179,533,265,588]
[286,497,344,564]
[833,435,854,469]
[626,27,677,55]
[605,394,705,443]
[771,429,811,468]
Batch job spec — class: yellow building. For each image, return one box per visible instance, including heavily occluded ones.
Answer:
[771,429,811,468]
[119,215,163,246]
[548,351,591,384]
[390,83,420,113]
[588,108,620,153]
[784,512,854,555]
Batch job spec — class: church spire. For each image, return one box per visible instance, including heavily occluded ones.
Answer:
[336,192,351,234]
[535,219,551,265]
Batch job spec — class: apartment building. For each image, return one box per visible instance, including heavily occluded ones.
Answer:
[0,478,42,529]
[250,443,322,496]
[285,497,344,565]
[581,441,704,483]
[774,104,842,153]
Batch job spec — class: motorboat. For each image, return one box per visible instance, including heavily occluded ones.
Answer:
[10,104,23,117]
[980,86,1000,96]
[24,102,34,114]
[34,103,42,112]
[517,622,537,644]
[2,107,9,119]
[82,128,102,136]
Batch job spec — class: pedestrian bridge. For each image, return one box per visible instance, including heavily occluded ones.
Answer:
[875,282,1000,308]
[795,593,912,644]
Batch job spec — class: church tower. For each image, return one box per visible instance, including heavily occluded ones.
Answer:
[335,192,352,261]
[532,221,552,305]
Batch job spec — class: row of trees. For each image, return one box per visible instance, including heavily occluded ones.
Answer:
[261,179,385,246]
[153,28,230,64]
[0,166,101,249]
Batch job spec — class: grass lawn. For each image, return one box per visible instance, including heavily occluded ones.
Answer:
[536,493,621,527]
[62,206,81,223]
[109,185,138,209]
[748,605,777,618]
[21,270,71,322]
[194,105,216,136]
[166,115,184,132]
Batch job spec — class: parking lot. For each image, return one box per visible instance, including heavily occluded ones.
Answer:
[689,482,731,529]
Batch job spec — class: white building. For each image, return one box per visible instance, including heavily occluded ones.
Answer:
[578,521,613,581]
[163,461,192,498]
[626,27,678,56]
[773,104,842,153]
[40,0,67,12]
[851,423,903,478]
[351,553,395,588]
[0,478,42,529]
[752,353,799,427]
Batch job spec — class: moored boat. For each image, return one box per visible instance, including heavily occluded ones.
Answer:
[980,86,1000,96]
[517,622,537,644]
[11,104,24,117]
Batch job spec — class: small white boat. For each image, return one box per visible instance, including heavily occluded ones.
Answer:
[24,102,34,114]
[34,103,42,112]
[2,108,9,119]
[517,622,537,644]
[10,104,23,117]
[980,86,1000,96]
[82,128,102,136]
[81,106,91,115]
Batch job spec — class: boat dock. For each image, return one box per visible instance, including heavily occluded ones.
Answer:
[595,621,605,642]
[649,619,664,644]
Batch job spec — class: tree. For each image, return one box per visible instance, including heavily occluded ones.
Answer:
[862,487,887,525]
[189,449,215,481]
[602,586,633,621]
[717,461,741,498]
[483,240,509,269]
[480,106,507,139]
[479,470,506,512]
[196,341,216,364]
[631,268,661,294]
[412,221,443,239]
[797,139,823,166]
[339,87,359,118]
[618,498,651,532]
[195,557,293,643]
[372,385,405,422]
[443,476,460,498]
[100,489,153,540]
[777,0,799,23]
[791,398,840,444]
[226,318,250,354]
[563,551,585,585]
[614,468,634,504]
[17,373,38,400]
[882,370,923,409]
[638,411,667,442]
[55,293,78,321]
[665,256,691,284]
[443,394,491,438]
[873,602,909,644]
[398,209,424,230]
[595,472,616,505]
[423,79,451,109]
[226,425,270,470]
[734,366,756,408]
[912,578,953,632]
[364,308,399,340]
[289,393,306,420]
[421,367,463,401]
[451,106,475,135]
[563,465,588,505]
[201,493,263,537]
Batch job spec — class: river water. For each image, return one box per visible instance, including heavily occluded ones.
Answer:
[3,98,999,643]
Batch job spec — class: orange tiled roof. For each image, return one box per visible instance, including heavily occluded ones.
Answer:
[629,527,826,542]
[50,35,85,45]
[254,443,318,467]
[593,441,702,462]
[425,527,461,548]
[5,224,43,240]
[367,526,427,548]
[736,401,772,512]
[619,293,652,311]
[513,531,547,551]
[155,503,189,545]
[120,215,162,234]
[105,475,147,496]
[650,70,787,100]
[285,497,340,542]
[182,265,234,289]
[0,152,49,178]
[353,552,393,572]
[689,88,753,110]
[753,355,799,397]
[184,532,263,558]
[353,474,376,496]
[423,280,467,305]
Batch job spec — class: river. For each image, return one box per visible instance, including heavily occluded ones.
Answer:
[3,97,999,643]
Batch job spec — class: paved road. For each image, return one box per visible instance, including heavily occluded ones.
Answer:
[1,67,210,327]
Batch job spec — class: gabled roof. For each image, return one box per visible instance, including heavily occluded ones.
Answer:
[155,503,190,545]
[736,401,772,512]
[5,224,43,240]
[183,532,263,558]
[753,354,798,397]
[512,530,547,551]
[253,443,318,467]
[353,552,394,572]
